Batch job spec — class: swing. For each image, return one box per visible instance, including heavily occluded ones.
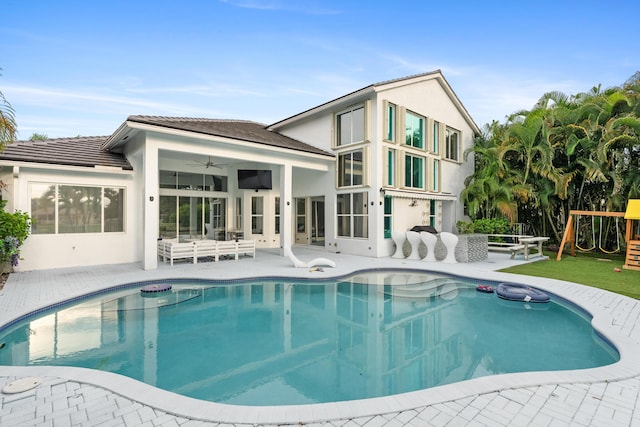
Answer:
[575,215,596,251]
[598,216,621,254]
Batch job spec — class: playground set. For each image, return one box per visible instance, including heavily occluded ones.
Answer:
[556,200,640,271]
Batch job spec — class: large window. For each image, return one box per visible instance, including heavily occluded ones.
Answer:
[336,105,365,146]
[445,127,460,161]
[338,150,364,187]
[405,111,424,149]
[30,183,124,234]
[404,154,424,189]
[337,192,368,238]
[159,196,226,240]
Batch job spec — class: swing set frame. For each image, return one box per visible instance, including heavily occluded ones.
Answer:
[556,210,626,261]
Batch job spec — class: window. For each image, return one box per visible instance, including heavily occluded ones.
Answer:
[251,196,263,234]
[235,197,242,230]
[210,198,227,240]
[432,121,440,153]
[338,150,364,187]
[160,170,227,192]
[296,198,306,234]
[337,192,368,238]
[427,200,437,227]
[275,197,280,234]
[430,159,440,192]
[385,102,396,142]
[385,148,395,187]
[404,154,424,189]
[30,183,125,234]
[405,111,424,149]
[383,196,392,238]
[445,127,460,161]
[336,105,365,146]
[159,196,226,240]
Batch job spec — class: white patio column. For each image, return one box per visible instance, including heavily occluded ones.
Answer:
[279,163,293,254]
[143,143,159,270]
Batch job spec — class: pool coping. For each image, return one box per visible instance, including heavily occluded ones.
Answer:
[2,264,639,424]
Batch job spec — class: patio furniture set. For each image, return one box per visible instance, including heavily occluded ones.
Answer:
[157,238,256,265]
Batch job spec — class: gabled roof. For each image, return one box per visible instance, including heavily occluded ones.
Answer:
[105,116,333,157]
[268,70,481,135]
[0,136,133,170]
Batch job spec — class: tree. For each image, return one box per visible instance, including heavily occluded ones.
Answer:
[0,69,18,151]
[29,132,48,141]
[462,71,640,246]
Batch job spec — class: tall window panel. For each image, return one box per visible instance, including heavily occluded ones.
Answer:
[275,197,280,234]
[386,148,395,187]
[383,196,393,239]
[428,200,437,227]
[385,102,396,142]
[432,121,440,153]
[338,150,364,187]
[404,154,424,189]
[431,159,440,192]
[336,105,365,146]
[235,197,242,230]
[251,196,264,234]
[405,111,424,149]
[445,127,460,161]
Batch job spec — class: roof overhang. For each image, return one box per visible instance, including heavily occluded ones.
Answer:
[625,199,640,220]
[269,70,481,136]
[0,160,134,175]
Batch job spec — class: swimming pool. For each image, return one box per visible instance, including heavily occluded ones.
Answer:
[0,270,618,406]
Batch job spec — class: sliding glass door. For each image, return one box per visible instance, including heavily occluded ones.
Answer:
[159,196,226,240]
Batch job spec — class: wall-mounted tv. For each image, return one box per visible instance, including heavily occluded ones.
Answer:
[237,169,273,190]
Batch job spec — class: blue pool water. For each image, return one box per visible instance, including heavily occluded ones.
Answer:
[0,271,618,405]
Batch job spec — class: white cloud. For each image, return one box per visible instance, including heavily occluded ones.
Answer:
[218,0,341,14]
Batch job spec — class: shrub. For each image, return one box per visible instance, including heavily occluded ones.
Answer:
[457,218,510,235]
[0,200,31,267]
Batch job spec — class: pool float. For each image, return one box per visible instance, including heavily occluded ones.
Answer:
[496,283,549,303]
[475,284,494,293]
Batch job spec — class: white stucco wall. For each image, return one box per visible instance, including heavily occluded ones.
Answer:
[13,167,137,271]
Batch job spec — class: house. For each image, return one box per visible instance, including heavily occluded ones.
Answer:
[0,70,480,271]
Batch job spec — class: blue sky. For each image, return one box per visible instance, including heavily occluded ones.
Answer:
[2,0,639,139]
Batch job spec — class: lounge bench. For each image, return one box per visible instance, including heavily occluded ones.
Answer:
[158,239,257,264]
[236,240,256,259]
[158,240,196,266]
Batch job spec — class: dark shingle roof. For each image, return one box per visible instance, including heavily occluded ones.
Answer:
[0,136,133,170]
[126,116,333,157]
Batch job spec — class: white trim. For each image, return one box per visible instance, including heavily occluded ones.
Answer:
[0,161,134,175]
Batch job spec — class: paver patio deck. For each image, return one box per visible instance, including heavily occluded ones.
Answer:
[1,248,639,426]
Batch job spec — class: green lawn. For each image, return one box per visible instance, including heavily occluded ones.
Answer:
[499,251,640,300]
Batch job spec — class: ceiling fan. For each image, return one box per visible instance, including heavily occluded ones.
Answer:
[187,156,227,169]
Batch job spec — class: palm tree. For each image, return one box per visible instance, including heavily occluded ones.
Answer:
[0,69,17,151]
